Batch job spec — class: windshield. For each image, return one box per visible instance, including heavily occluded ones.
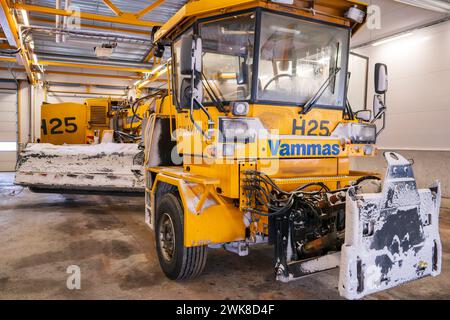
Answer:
[200,13,255,103]
[257,12,349,107]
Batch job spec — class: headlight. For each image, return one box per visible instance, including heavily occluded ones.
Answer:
[231,102,249,116]
[332,123,377,144]
[219,117,260,143]
[351,124,376,144]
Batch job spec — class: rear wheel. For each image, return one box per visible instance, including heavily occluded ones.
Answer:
[155,192,207,280]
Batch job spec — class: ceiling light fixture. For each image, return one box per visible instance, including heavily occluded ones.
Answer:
[20,10,30,26]
[32,53,39,65]
[372,32,413,46]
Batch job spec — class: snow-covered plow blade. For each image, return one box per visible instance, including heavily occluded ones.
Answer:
[15,143,145,195]
[339,152,441,299]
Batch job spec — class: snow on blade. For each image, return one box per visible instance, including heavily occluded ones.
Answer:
[15,143,145,193]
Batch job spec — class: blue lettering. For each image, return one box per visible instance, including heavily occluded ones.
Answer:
[268,140,280,155]
[280,144,290,156]
[308,144,322,156]
[291,144,307,156]
[332,144,340,155]
[268,141,340,157]
[322,144,331,156]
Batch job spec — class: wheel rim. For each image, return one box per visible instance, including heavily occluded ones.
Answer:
[159,212,175,262]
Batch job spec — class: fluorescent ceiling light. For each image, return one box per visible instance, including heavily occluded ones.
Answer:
[372,32,413,46]
[270,25,301,35]
[32,53,39,65]
[21,10,29,26]
[394,0,450,13]
[220,27,253,35]
[151,64,166,74]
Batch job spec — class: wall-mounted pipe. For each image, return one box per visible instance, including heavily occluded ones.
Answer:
[62,0,71,43]
[56,0,61,43]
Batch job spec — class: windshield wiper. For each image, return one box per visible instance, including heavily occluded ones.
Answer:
[299,67,341,115]
[201,71,227,113]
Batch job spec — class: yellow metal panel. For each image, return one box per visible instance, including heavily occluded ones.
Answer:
[260,158,338,178]
[153,172,246,247]
[40,103,87,144]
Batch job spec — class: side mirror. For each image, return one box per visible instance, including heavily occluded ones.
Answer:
[180,35,202,75]
[237,59,248,85]
[355,110,372,122]
[374,63,388,94]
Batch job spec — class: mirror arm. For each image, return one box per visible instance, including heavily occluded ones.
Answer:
[373,93,386,137]
[189,69,214,141]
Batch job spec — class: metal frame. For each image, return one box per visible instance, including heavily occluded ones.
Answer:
[12,2,163,28]
[169,7,352,111]
[349,51,369,110]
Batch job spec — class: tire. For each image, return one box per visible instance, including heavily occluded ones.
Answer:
[155,192,207,280]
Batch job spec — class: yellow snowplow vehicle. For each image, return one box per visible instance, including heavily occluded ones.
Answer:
[15,94,164,194]
[143,0,442,299]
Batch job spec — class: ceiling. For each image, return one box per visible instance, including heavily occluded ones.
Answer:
[351,0,449,48]
[25,0,186,63]
[0,0,187,88]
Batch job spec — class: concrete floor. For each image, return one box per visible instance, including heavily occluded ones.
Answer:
[1,172,449,300]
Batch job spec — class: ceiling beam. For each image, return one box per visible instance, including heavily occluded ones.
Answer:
[102,0,122,16]
[136,0,165,18]
[13,3,163,28]
[0,0,36,84]
[0,66,145,80]
[0,56,17,63]
[137,66,168,89]
[45,69,140,80]
[46,80,129,88]
[38,59,154,73]
[47,89,127,96]
[30,17,152,36]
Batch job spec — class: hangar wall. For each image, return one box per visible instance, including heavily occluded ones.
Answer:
[351,21,450,199]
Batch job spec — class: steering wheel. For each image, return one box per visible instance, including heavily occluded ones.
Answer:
[262,74,294,92]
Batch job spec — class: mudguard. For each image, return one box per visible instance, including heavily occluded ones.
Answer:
[339,152,441,299]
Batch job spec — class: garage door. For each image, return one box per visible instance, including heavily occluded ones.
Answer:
[0,88,18,172]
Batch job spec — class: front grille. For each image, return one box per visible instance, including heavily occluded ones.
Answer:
[90,106,107,125]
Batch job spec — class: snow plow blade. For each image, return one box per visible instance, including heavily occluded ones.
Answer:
[339,152,441,299]
[15,143,145,195]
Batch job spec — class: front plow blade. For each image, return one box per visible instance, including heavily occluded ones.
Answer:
[339,152,441,299]
[15,143,145,194]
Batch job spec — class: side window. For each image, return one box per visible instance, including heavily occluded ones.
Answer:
[172,39,182,107]
[199,13,255,103]
[347,52,369,112]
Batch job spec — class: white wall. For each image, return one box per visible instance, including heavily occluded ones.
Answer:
[353,20,450,151]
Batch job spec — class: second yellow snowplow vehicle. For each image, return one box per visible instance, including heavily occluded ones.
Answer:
[142,0,442,299]
[15,95,163,194]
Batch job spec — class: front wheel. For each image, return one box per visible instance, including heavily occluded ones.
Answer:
[155,192,207,280]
